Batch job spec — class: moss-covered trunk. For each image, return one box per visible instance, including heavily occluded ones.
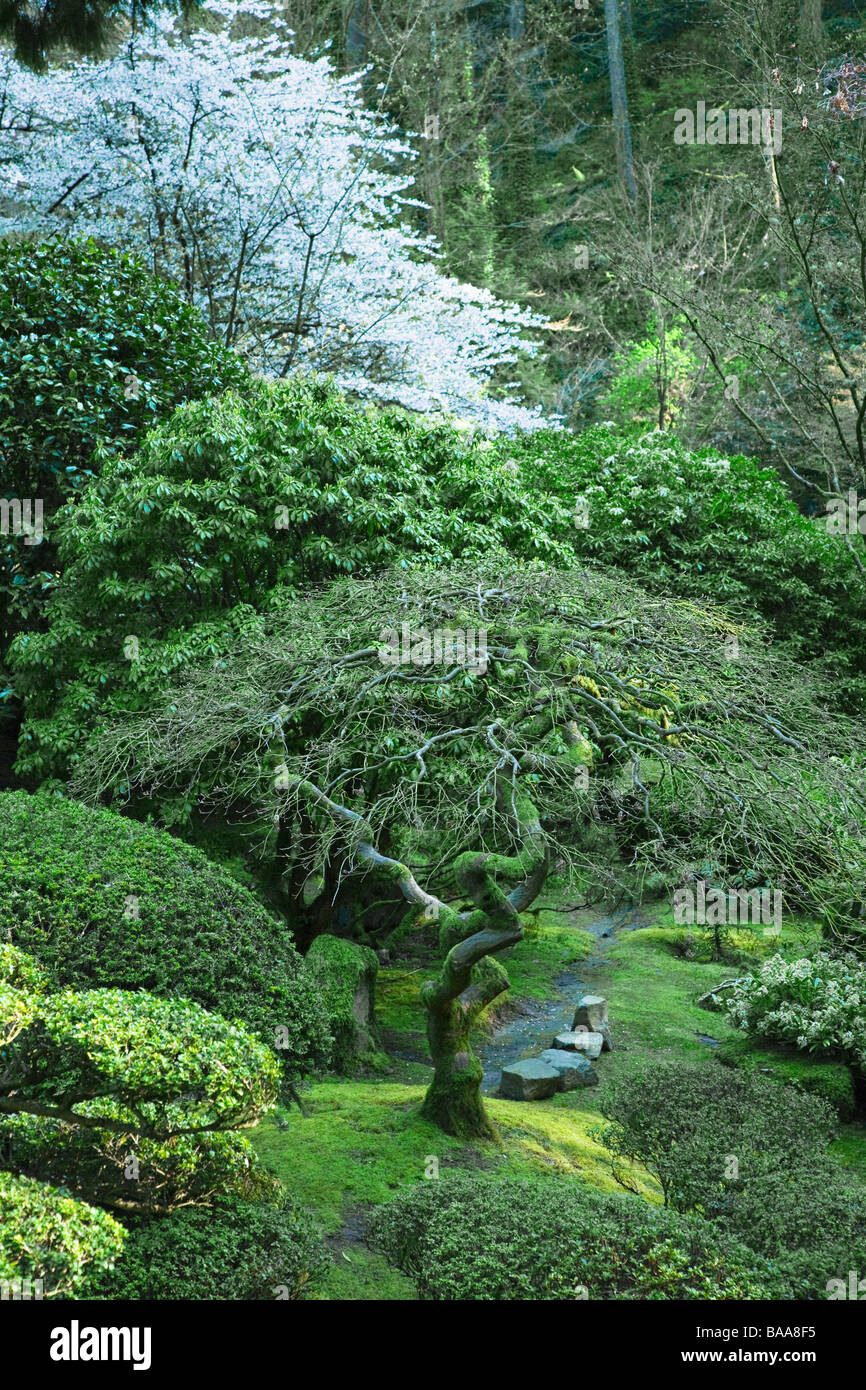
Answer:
[420,1002,497,1140]
[284,777,549,1142]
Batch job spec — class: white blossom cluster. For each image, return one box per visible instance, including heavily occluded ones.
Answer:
[726,951,866,1065]
[0,0,547,433]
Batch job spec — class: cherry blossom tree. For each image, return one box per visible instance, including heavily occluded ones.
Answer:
[0,0,546,431]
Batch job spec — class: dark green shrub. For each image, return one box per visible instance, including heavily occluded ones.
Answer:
[0,790,331,1081]
[715,1034,857,1121]
[0,237,248,503]
[598,1060,835,1213]
[0,236,248,663]
[86,1194,329,1301]
[0,1170,126,1298]
[370,1174,786,1300]
[715,1159,866,1300]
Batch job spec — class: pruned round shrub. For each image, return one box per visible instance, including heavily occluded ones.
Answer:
[369,1174,786,1300]
[0,790,331,1080]
[86,1194,328,1301]
[714,1159,866,1300]
[0,1170,125,1298]
[598,1059,835,1214]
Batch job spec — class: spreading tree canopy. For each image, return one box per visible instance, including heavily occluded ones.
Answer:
[71,564,866,1136]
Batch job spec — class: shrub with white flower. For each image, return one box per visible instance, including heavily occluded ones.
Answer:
[726,952,866,1067]
[0,0,545,433]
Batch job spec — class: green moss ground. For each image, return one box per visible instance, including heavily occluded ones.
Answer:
[252,1072,659,1298]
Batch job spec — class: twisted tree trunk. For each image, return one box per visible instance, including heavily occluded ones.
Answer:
[286,777,548,1139]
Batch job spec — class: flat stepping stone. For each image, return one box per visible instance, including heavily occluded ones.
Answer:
[500,1058,561,1101]
[571,994,608,1031]
[540,1048,599,1089]
[554,1030,604,1060]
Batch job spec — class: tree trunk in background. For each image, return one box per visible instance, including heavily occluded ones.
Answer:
[798,0,822,62]
[508,0,525,42]
[345,0,367,68]
[604,0,637,202]
[285,776,548,1141]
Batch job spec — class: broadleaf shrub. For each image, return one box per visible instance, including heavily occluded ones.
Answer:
[507,425,866,707]
[0,236,249,662]
[598,1059,835,1213]
[0,791,331,1081]
[11,383,866,783]
[86,1194,329,1301]
[714,1158,866,1299]
[370,1174,785,1300]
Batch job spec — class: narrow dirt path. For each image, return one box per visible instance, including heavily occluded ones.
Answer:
[479,904,650,1092]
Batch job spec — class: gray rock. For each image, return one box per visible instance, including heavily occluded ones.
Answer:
[553,1030,604,1060]
[572,994,608,1031]
[597,1019,614,1052]
[500,1058,561,1101]
[539,1049,599,1089]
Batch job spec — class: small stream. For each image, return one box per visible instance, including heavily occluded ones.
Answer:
[479,905,650,1092]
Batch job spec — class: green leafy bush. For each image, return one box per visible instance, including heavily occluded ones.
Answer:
[725,952,866,1069]
[8,375,576,781]
[0,791,331,1081]
[0,1170,126,1298]
[714,1159,866,1299]
[507,425,866,707]
[0,237,248,501]
[715,1033,857,1121]
[0,236,249,661]
[598,1060,835,1213]
[86,1193,328,1301]
[370,1174,785,1299]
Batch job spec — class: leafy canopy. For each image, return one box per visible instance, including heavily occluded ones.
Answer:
[71,563,866,934]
